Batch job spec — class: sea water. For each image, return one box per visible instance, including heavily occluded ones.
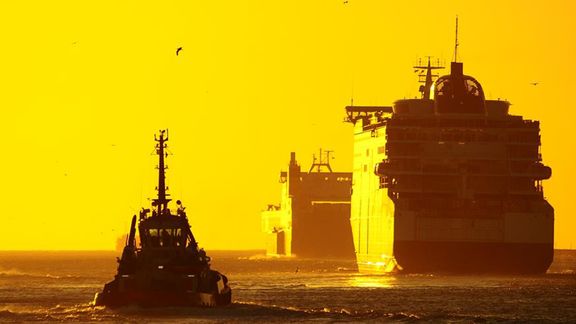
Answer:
[1,250,575,322]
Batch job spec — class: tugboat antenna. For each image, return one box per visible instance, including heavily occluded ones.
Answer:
[153,129,171,215]
[454,15,459,62]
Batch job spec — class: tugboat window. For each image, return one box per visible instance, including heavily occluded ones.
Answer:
[148,229,160,247]
[161,229,171,247]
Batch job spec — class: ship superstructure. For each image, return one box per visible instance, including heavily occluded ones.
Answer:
[345,58,554,273]
[95,130,231,307]
[261,151,355,259]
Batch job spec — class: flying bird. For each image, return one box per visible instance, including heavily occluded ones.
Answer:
[530,81,540,86]
[176,47,183,56]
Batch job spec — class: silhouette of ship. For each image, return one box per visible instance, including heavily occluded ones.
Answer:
[94,130,231,307]
[261,151,355,260]
[345,57,553,273]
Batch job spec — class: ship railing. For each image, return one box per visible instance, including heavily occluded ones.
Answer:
[387,118,539,129]
[387,185,456,193]
[386,131,540,143]
[382,169,547,177]
[419,210,505,219]
[380,155,542,161]
[344,106,392,124]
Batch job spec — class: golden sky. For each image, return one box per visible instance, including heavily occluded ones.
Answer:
[0,0,574,250]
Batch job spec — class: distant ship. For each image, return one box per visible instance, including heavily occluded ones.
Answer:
[261,151,356,260]
[94,130,231,307]
[345,58,554,273]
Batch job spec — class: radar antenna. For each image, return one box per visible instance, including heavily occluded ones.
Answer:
[153,129,171,215]
[413,56,444,99]
[309,148,334,173]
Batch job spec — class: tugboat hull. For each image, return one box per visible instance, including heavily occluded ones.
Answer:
[95,268,232,307]
[94,289,231,307]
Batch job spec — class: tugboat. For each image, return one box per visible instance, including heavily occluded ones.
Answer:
[94,130,231,307]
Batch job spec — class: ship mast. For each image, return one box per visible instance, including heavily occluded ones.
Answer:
[153,129,171,215]
[454,15,459,62]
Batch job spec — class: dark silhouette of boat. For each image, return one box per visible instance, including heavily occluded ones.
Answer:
[94,130,231,307]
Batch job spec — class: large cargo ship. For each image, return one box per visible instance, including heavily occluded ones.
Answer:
[345,58,554,273]
[261,151,355,259]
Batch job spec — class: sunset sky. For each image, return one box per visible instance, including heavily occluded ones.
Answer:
[0,0,574,250]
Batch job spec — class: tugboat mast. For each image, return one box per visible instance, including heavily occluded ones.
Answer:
[154,129,171,215]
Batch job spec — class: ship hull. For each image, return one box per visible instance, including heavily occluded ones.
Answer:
[394,241,553,274]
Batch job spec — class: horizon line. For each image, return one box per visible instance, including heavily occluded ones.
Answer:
[0,248,267,252]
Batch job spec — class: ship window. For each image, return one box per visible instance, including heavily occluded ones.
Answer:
[434,75,485,114]
[465,79,482,97]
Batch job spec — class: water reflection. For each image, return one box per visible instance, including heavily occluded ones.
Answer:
[346,274,397,288]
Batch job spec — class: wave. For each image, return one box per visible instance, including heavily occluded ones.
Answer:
[105,301,419,320]
[0,302,415,322]
[336,267,356,272]
[547,269,576,275]
[0,268,83,280]
[0,301,559,322]
[237,254,295,260]
[0,304,117,322]
[234,283,309,290]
